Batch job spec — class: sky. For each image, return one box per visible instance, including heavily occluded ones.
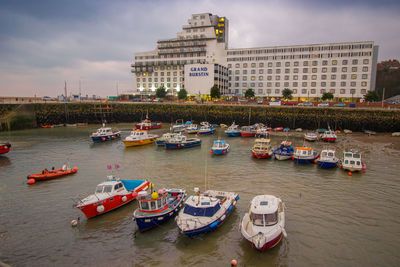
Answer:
[1,0,399,97]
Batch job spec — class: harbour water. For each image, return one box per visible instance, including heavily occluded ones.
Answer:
[1,124,400,266]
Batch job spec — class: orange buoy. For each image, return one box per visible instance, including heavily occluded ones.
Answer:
[27,179,35,184]
[339,164,342,168]
[210,150,213,153]
[231,260,237,266]
[348,172,352,176]
[223,150,226,154]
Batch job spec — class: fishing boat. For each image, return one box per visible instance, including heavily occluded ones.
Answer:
[304,132,319,142]
[293,147,319,164]
[273,141,294,160]
[41,125,53,128]
[341,150,366,172]
[185,124,199,134]
[210,140,230,155]
[76,177,149,219]
[165,134,201,149]
[90,123,121,142]
[225,122,241,137]
[176,188,239,237]
[273,127,283,132]
[321,127,337,142]
[133,188,186,232]
[240,195,286,251]
[0,142,11,154]
[136,115,162,130]
[252,138,273,159]
[170,119,186,133]
[197,125,215,135]
[317,149,339,168]
[364,130,376,135]
[27,164,78,182]
[123,130,158,147]
[255,126,271,138]
[241,125,257,137]
[155,132,181,146]
[344,129,352,134]
[317,128,327,134]
[283,127,290,132]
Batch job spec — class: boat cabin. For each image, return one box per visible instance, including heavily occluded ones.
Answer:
[212,140,227,149]
[95,180,124,194]
[183,195,221,217]
[137,191,168,213]
[129,130,149,139]
[295,147,313,156]
[249,195,279,227]
[343,151,362,166]
[94,127,113,136]
[321,149,336,159]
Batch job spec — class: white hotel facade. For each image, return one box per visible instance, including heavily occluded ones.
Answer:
[131,13,379,100]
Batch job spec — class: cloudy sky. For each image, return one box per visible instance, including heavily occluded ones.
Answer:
[1,0,399,97]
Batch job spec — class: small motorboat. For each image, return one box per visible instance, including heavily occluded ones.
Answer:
[273,141,294,160]
[317,128,327,134]
[252,138,273,159]
[133,188,186,232]
[0,142,11,154]
[176,188,239,237]
[185,124,199,134]
[304,132,319,142]
[170,119,186,133]
[165,134,201,149]
[210,140,230,155]
[293,147,319,164]
[41,125,54,128]
[392,132,400,137]
[240,195,286,251]
[321,127,337,142]
[295,128,303,132]
[197,125,216,135]
[344,129,352,134]
[273,127,283,132]
[241,125,257,137]
[27,165,78,182]
[317,149,339,168]
[123,130,158,147]
[283,127,290,132]
[155,132,181,146]
[136,115,162,130]
[225,122,241,137]
[76,177,149,219]
[255,126,271,138]
[364,130,376,135]
[341,150,366,172]
[91,123,121,142]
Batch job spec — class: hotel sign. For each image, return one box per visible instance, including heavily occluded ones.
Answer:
[189,67,209,77]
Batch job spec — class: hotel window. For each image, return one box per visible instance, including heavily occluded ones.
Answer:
[321,75,327,80]
[268,62,273,67]
[161,72,164,76]
[275,82,280,87]
[154,83,158,87]
[302,75,308,80]
[312,75,317,80]
[352,59,358,65]
[258,82,263,87]
[242,82,247,87]
[302,89,307,94]
[293,89,298,94]
[322,67,327,73]
[352,67,357,72]
[284,75,289,80]
[228,64,232,68]
[251,83,255,87]
[362,66,368,72]
[143,78,146,82]
[267,76,272,80]
[276,69,281,74]
[235,83,239,87]
[311,89,316,94]
[267,82,272,87]
[341,74,347,79]
[331,67,337,72]
[312,61,318,66]
[351,74,357,79]
[235,89,239,93]
[235,63,240,68]
[351,81,356,86]
[275,76,280,80]
[259,63,264,67]
[293,75,298,80]
[154,67,158,71]
[243,70,248,74]
[340,89,346,94]
[302,82,307,87]
[332,60,337,65]
[330,89,335,93]
[312,68,317,73]
[251,76,256,81]
[341,81,346,86]
[321,82,326,87]
[242,89,246,94]
[235,77,239,81]
[342,60,348,65]
[320,89,326,94]
[259,76,264,80]
[303,68,308,73]
[285,68,290,73]
[155,78,158,82]
[136,78,140,82]
[330,81,336,87]
[276,62,281,67]
[268,69,273,74]
[294,68,299,73]
[342,67,347,72]
[363,59,369,64]
[331,74,336,79]
[251,63,256,67]
[167,83,171,87]
[322,60,328,66]
[137,83,140,88]
[267,89,272,94]
[361,89,367,94]
[294,61,299,66]
[167,77,171,82]
[160,66,165,70]
[167,66,171,70]
[311,82,316,87]
[173,72,177,76]
[173,83,177,87]
[154,72,158,76]
[284,82,289,87]
[173,77,177,82]
[258,89,263,94]
[293,82,298,87]
[362,74,368,79]
[303,61,308,66]
[149,78,152,82]
[275,89,280,94]
[285,62,290,67]
[243,63,248,68]
[259,69,264,74]
[251,69,256,74]
[243,76,247,81]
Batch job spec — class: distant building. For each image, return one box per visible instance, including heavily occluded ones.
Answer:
[131,13,379,100]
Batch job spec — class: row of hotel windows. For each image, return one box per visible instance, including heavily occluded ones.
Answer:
[228,59,369,69]
[138,77,183,82]
[138,71,183,77]
[231,66,369,75]
[232,81,368,88]
[231,73,368,81]
[227,44,373,55]
[138,83,182,88]
[227,52,372,62]
[234,88,368,95]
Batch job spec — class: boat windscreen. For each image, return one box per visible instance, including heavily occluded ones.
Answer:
[95,186,103,193]
[250,213,264,226]
[265,211,278,226]
[103,185,112,193]
[353,154,361,158]
[183,203,220,217]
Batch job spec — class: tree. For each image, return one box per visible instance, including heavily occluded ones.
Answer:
[364,90,379,102]
[282,88,293,100]
[177,88,188,100]
[210,85,221,99]
[244,88,255,99]
[321,92,334,101]
[155,86,167,98]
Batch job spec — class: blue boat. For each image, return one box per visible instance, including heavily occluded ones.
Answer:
[225,122,241,137]
[90,124,121,142]
[165,135,201,149]
[155,133,181,146]
[133,188,186,232]
[210,140,230,155]
[317,149,339,168]
[197,125,215,135]
[293,146,320,164]
[176,189,239,237]
[273,141,294,160]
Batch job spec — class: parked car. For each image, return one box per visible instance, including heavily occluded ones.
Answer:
[269,101,281,106]
[318,102,330,107]
[298,101,313,107]
[333,103,346,107]
[282,101,297,106]
[257,99,264,104]
[349,103,356,108]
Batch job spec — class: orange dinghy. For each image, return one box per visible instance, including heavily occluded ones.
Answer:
[27,166,78,181]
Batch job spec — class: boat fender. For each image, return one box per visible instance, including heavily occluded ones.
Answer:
[210,221,218,228]
[362,164,367,170]
[228,205,233,211]
[348,172,352,176]
[121,196,127,202]
[235,196,240,201]
[27,179,35,185]
[97,205,105,213]
[280,226,288,238]
[233,200,237,206]
[101,137,106,141]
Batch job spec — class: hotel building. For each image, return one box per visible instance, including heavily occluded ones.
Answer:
[131,13,379,100]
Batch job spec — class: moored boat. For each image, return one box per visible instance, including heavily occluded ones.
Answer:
[321,127,337,142]
[341,150,366,172]
[304,132,319,142]
[170,119,186,133]
[123,130,158,147]
[240,195,286,251]
[210,140,230,155]
[176,188,239,237]
[0,142,11,154]
[317,149,339,168]
[133,188,186,231]
[255,126,271,138]
[364,130,376,135]
[273,141,294,160]
[252,138,273,159]
[185,124,199,134]
[225,122,241,137]
[165,134,201,149]
[197,125,215,135]
[27,165,78,182]
[293,147,319,164]
[136,115,162,130]
[90,124,121,142]
[241,125,257,137]
[273,127,283,132]
[155,132,181,146]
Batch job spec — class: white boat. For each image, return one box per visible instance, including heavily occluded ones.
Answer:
[251,138,273,159]
[170,119,186,133]
[225,122,241,137]
[304,132,319,142]
[240,195,286,251]
[317,149,339,168]
[341,150,366,172]
[123,130,158,147]
[156,132,182,146]
[176,188,239,237]
[321,127,337,142]
[185,124,199,134]
[90,123,121,142]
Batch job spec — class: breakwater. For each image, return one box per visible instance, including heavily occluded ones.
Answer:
[0,103,399,132]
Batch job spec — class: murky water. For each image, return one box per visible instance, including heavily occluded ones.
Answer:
[0,124,400,266]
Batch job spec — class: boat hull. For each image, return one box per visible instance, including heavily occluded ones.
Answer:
[241,132,256,137]
[0,143,11,154]
[197,130,215,135]
[249,232,283,251]
[135,203,184,231]
[165,140,201,149]
[274,154,292,160]
[317,160,338,168]
[155,140,165,146]
[252,151,271,159]
[211,148,229,155]
[322,137,336,142]
[123,138,156,147]
[91,133,121,142]
[27,167,78,181]
[225,132,241,137]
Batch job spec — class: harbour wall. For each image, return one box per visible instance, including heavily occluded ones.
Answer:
[0,103,399,132]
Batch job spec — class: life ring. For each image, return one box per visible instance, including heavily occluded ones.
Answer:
[97,205,105,213]
[121,196,127,202]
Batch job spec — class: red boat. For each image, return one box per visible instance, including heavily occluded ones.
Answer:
[27,166,78,181]
[136,117,162,130]
[76,178,149,219]
[241,125,257,137]
[251,139,273,159]
[0,142,11,154]
[273,127,283,132]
